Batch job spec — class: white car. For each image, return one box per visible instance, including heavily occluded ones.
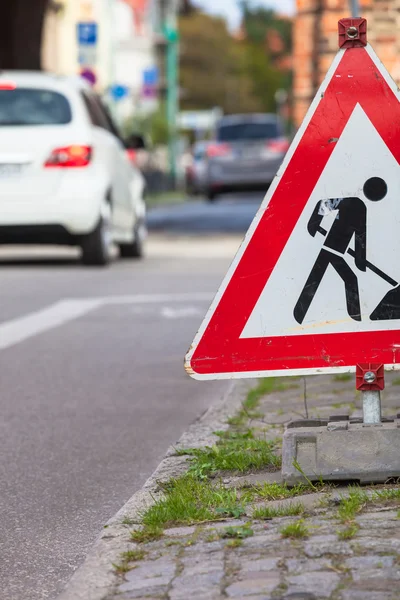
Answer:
[0,72,146,265]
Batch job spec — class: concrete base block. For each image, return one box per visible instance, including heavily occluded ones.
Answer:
[282,419,400,485]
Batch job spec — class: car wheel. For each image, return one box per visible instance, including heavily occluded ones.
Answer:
[119,219,146,259]
[81,202,112,266]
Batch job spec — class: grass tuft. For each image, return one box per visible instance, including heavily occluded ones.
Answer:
[337,487,369,523]
[227,378,297,426]
[121,516,135,526]
[337,524,359,540]
[141,476,243,530]
[372,488,400,502]
[220,524,254,539]
[242,481,312,503]
[113,562,135,574]
[121,549,146,562]
[280,519,309,539]
[226,538,243,548]
[113,548,146,574]
[392,377,400,386]
[180,436,280,479]
[130,525,163,544]
[253,501,305,520]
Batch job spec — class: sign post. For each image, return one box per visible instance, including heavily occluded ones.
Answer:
[349,0,360,18]
[185,17,400,484]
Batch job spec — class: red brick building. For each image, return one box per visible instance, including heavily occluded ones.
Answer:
[293,0,400,126]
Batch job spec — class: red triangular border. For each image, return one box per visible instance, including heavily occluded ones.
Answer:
[188,46,400,378]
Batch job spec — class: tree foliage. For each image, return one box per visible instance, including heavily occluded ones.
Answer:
[239,1,292,51]
[178,2,291,115]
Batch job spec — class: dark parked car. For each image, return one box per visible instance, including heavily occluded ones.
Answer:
[205,114,289,201]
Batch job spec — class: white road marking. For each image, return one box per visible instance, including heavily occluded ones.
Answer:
[99,293,213,304]
[0,299,103,351]
[0,293,213,352]
[160,306,204,319]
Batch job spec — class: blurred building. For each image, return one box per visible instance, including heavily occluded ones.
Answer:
[293,0,400,126]
[42,0,159,120]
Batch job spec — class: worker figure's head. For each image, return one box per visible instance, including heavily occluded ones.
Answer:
[363,177,387,202]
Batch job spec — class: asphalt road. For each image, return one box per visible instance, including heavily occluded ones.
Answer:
[0,193,261,600]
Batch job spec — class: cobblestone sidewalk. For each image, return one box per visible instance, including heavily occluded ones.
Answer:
[113,373,400,600]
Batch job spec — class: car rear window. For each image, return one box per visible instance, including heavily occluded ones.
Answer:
[217,122,279,142]
[0,88,72,126]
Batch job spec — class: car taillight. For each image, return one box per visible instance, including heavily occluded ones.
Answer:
[126,148,137,163]
[45,145,92,168]
[266,138,290,153]
[207,143,232,158]
[0,81,17,90]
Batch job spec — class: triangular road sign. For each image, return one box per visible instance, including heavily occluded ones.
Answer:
[186,35,400,380]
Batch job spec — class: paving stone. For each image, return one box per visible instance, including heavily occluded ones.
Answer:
[346,555,395,569]
[352,538,400,553]
[241,533,282,548]
[340,591,394,600]
[239,557,280,572]
[169,571,223,600]
[286,571,340,598]
[283,594,318,600]
[352,567,400,582]
[225,573,281,597]
[286,557,333,574]
[304,536,353,558]
[118,586,168,598]
[163,525,197,537]
[118,558,176,594]
[348,578,400,591]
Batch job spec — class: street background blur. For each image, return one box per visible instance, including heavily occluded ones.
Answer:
[6,0,397,197]
[3,2,400,600]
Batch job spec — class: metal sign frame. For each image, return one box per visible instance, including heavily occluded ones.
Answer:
[185,26,400,381]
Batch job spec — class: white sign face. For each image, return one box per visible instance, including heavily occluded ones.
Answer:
[242,104,400,340]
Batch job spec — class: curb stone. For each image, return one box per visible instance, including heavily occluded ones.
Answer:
[56,379,255,600]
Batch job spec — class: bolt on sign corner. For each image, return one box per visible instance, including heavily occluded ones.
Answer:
[185,26,400,381]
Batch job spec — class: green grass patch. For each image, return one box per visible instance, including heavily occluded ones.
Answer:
[130,525,163,544]
[220,524,254,539]
[179,436,280,479]
[242,481,312,503]
[333,373,353,382]
[227,377,298,426]
[337,524,359,540]
[121,549,146,561]
[337,487,369,524]
[392,377,400,386]
[372,488,400,502]
[280,519,309,539]
[113,561,135,574]
[205,532,219,543]
[121,516,135,525]
[225,538,243,548]
[141,477,243,530]
[113,549,146,573]
[253,501,305,520]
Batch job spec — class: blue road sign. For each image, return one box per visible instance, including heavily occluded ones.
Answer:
[143,67,159,87]
[77,22,98,46]
[110,84,129,101]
